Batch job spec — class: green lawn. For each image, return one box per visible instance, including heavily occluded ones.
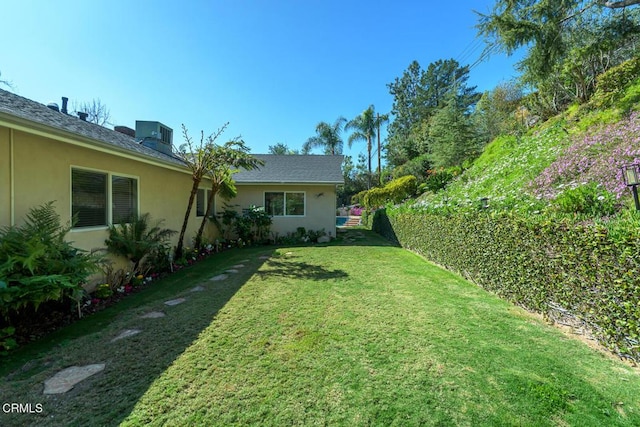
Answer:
[2,230,640,426]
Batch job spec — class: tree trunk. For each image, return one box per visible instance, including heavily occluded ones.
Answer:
[175,179,200,258]
[367,135,372,188]
[195,181,220,249]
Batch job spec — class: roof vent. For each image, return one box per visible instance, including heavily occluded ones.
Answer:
[78,112,88,121]
[47,103,60,112]
[61,97,69,114]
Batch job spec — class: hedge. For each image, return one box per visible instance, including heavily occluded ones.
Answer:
[372,207,640,362]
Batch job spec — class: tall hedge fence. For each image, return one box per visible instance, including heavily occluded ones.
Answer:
[372,207,640,362]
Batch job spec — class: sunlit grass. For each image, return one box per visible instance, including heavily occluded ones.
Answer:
[1,231,639,425]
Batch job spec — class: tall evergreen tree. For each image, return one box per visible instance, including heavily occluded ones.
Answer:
[386,59,481,168]
[428,90,478,169]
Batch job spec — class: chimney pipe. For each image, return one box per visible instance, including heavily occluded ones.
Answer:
[78,112,88,121]
[61,97,68,114]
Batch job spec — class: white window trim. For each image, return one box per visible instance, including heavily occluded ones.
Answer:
[70,165,140,231]
[263,191,306,217]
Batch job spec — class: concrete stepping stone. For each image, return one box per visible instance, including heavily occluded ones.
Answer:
[225,269,239,274]
[43,364,105,394]
[111,329,141,342]
[210,274,228,281]
[141,311,165,319]
[258,256,270,260]
[231,264,245,268]
[240,259,250,263]
[164,297,187,306]
[190,285,205,292]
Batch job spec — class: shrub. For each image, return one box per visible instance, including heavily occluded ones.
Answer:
[105,213,176,275]
[0,202,100,317]
[550,183,617,217]
[362,175,418,209]
[93,283,113,299]
[590,57,640,110]
[372,206,640,362]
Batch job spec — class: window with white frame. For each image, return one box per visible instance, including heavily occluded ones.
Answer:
[265,191,305,216]
[71,168,138,228]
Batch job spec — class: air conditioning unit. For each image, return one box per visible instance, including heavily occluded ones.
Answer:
[135,121,173,156]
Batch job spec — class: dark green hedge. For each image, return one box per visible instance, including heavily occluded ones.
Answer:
[372,208,640,362]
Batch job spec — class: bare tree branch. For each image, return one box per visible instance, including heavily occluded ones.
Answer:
[601,0,640,8]
[72,98,111,126]
[0,71,14,89]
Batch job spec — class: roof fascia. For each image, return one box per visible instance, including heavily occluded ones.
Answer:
[0,112,190,175]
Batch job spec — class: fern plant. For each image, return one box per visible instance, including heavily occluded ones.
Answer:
[0,202,100,317]
[104,213,176,274]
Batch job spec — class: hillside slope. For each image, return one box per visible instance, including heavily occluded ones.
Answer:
[417,73,640,214]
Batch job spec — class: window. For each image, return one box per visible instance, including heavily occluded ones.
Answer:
[196,189,206,217]
[72,168,138,228]
[265,192,305,216]
[72,169,107,227]
[196,188,215,217]
[112,176,138,223]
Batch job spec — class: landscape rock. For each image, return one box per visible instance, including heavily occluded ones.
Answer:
[141,311,165,319]
[43,364,105,394]
[111,329,141,342]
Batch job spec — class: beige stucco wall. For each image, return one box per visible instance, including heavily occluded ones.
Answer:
[1,125,217,253]
[231,184,337,238]
[0,127,10,227]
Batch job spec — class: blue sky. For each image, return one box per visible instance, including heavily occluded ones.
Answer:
[1,0,522,162]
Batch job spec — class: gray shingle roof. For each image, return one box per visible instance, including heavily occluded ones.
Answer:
[234,154,344,184]
[0,88,183,166]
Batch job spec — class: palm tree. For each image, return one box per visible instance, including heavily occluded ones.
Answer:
[194,139,263,248]
[174,123,228,258]
[303,117,347,155]
[345,105,389,186]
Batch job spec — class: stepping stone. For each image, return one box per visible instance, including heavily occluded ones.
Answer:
[164,297,187,306]
[225,269,239,274]
[43,364,105,394]
[111,329,141,342]
[141,311,165,319]
[190,285,205,292]
[210,274,228,281]
[259,256,270,260]
[240,259,250,263]
[231,264,245,268]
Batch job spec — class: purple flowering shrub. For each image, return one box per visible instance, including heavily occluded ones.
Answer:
[349,206,363,216]
[531,112,640,200]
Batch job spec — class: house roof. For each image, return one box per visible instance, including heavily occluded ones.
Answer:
[234,154,344,185]
[0,90,344,185]
[0,88,184,167]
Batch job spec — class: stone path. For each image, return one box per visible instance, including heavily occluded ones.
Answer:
[111,329,141,342]
[43,364,105,394]
[42,256,264,394]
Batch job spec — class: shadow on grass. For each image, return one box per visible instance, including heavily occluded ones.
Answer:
[256,259,348,282]
[0,246,272,427]
[334,227,401,248]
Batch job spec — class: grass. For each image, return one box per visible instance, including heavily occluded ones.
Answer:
[2,230,640,426]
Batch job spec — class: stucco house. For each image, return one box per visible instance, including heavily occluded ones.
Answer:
[0,88,343,255]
